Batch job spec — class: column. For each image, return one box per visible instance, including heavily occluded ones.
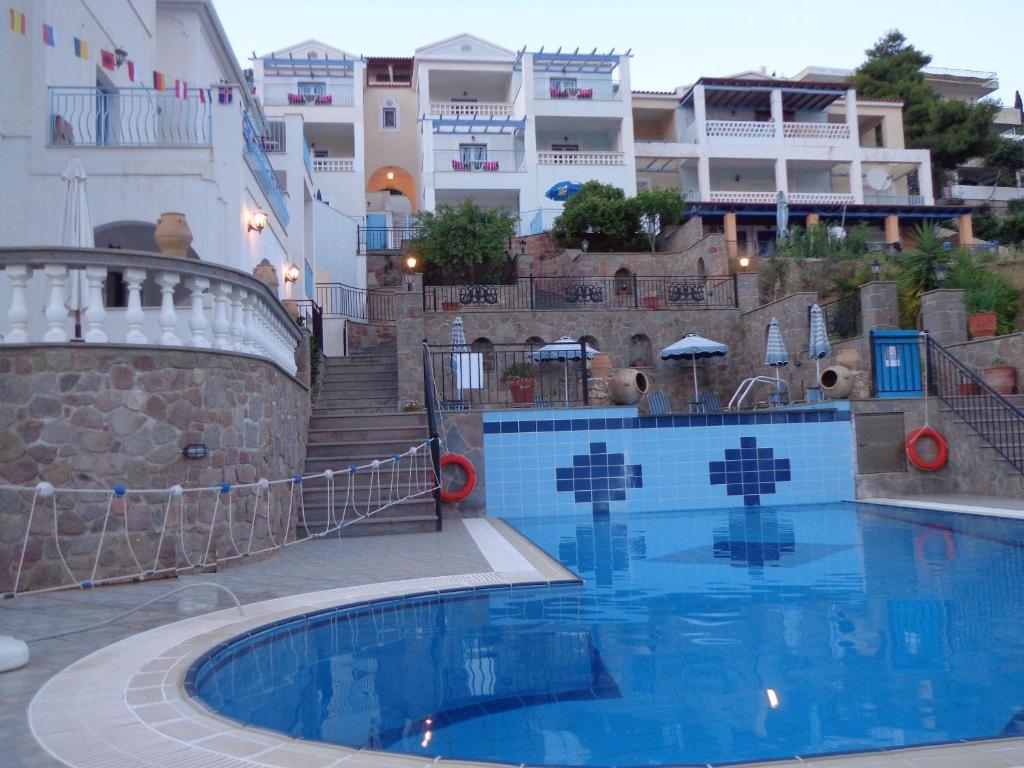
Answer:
[83,267,108,343]
[724,212,738,262]
[921,289,967,345]
[774,158,788,196]
[958,213,973,246]
[806,213,820,228]
[697,155,711,200]
[735,272,760,312]
[859,281,899,333]
[918,160,935,205]
[693,85,707,143]
[43,265,69,343]
[157,272,181,346]
[884,214,900,246]
[6,265,33,343]
[846,89,864,203]
[395,274,424,410]
[770,88,784,143]
[850,157,864,203]
[123,268,147,344]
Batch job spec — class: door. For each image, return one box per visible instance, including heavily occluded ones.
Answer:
[872,330,923,398]
[366,212,388,250]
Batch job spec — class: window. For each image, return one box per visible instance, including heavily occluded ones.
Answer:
[381,98,398,130]
[550,77,578,97]
[551,143,579,152]
[459,143,487,169]
[297,82,325,97]
[874,124,884,147]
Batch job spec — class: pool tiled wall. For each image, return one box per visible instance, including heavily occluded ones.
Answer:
[483,405,855,517]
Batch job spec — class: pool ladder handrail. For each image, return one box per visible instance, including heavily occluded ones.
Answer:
[728,376,788,411]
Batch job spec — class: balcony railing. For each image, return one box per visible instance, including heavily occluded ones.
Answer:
[0,247,302,375]
[816,294,862,340]
[357,225,421,253]
[424,275,737,312]
[788,192,856,204]
[313,157,355,172]
[706,120,775,141]
[782,122,850,141]
[864,194,926,205]
[242,111,290,228]
[429,102,513,118]
[49,87,212,146]
[302,139,314,177]
[434,150,524,172]
[315,283,395,323]
[709,191,777,203]
[536,151,624,166]
[534,79,621,101]
[516,208,560,236]
[262,119,287,152]
[261,83,354,107]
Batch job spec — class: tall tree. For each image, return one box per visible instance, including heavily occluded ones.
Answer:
[852,30,999,184]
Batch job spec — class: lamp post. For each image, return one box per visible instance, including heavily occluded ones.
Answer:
[405,255,417,291]
[934,261,947,287]
[871,258,881,281]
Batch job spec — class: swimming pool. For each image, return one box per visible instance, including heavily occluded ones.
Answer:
[190,502,1024,766]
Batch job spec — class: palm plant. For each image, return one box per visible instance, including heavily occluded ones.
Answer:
[898,224,953,328]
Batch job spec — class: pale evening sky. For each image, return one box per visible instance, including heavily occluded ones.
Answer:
[213,0,1022,105]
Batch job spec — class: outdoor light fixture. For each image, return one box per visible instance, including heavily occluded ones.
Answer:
[386,171,395,180]
[405,255,417,291]
[581,239,589,254]
[248,210,268,233]
[283,262,300,283]
[871,258,881,280]
[518,238,527,255]
[934,261,948,286]
[114,48,128,68]
[182,443,209,460]
[739,256,750,268]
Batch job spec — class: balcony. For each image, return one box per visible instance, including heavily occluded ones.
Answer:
[262,120,287,152]
[788,192,856,204]
[242,112,290,227]
[708,191,776,203]
[435,150,524,172]
[704,120,851,145]
[313,158,355,172]
[706,120,775,142]
[864,194,927,206]
[429,103,513,118]
[782,122,850,142]
[536,151,625,166]
[261,83,354,107]
[0,247,302,376]
[534,79,621,101]
[49,87,211,146]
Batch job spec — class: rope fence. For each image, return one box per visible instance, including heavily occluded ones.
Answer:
[1,441,439,599]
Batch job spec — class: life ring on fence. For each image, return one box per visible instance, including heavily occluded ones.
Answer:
[439,454,476,503]
[906,426,949,471]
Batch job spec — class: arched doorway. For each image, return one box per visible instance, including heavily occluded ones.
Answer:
[366,166,416,212]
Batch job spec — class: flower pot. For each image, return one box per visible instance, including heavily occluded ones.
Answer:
[957,381,981,396]
[441,300,459,312]
[154,212,193,257]
[641,296,661,310]
[281,299,300,320]
[968,311,997,339]
[983,365,1017,395]
[508,379,535,404]
[609,368,650,405]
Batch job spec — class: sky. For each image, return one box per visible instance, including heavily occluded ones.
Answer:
[213,0,1023,105]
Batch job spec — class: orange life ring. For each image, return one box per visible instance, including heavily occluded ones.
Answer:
[439,454,476,503]
[914,527,956,561]
[906,426,948,471]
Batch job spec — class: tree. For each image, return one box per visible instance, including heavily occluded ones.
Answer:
[409,201,515,284]
[852,30,999,185]
[549,182,642,251]
[984,138,1024,187]
[634,188,686,252]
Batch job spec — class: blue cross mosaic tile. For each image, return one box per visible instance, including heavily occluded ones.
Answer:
[709,436,791,507]
[555,442,642,516]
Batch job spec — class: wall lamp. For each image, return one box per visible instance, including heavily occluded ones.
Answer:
[248,210,268,233]
[933,261,947,287]
[114,48,128,68]
[871,258,881,281]
[182,443,209,460]
[283,262,300,283]
[405,255,417,291]
[739,256,751,269]
[581,238,589,254]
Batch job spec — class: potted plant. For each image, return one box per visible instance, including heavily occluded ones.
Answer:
[968,310,998,339]
[983,357,1017,395]
[641,296,661,310]
[441,299,459,311]
[501,362,535,404]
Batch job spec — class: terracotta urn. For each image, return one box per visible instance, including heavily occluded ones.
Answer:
[820,365,853,399]
[589,352,613,380]
[154,212,193,257]
[968,311,997,339]
[253,258,279,290]
[281,299,300,320]
[609,368,650,405]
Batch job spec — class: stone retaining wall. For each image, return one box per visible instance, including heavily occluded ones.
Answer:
[0,346,309,593]
[948,332,1024,391]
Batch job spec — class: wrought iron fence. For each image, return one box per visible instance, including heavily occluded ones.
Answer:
[424,275,737,312]
[421,343,443,527]
[315,283,395,323]
[292,299,323,353]
[925,334,1024,474]
[242,111,290,227]
[817,294,862,339]
[49,86,212,146]
[425,342,589,409]
[357,226,421,253]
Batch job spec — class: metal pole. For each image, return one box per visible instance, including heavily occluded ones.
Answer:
[529,272,535,311]
[581,341,590,405]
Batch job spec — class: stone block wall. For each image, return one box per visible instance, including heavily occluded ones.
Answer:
[437,411,486,518]
[346,322,396,354]
[0,346,309,593]
[737,292,820,402]
[947,332,1024,388]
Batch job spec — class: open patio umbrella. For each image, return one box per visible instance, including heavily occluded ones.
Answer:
[660,333,728,397]
[775,190,789,241]
[59,158,94,341]
[531,336,597,403]
[545,181,583,202]
[808,304,831,381]
[765,317,789,394]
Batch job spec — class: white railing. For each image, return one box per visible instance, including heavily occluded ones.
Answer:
[783,122,851,141]
[313,158,355,172]
[434,149,524,172]
[865,194,927,205]
[948,185,1024,203]
[429,102,513,118]
[536,151,625,166]
[705,120,776,140]
[262,119,287,152]
[49,87,212,146]
[261,83,354,107]
[1,248,302,376]
[788,192,856,204]
[709,191,777,203]
[534,79,621,101]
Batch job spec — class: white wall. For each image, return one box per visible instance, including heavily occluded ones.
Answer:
[313,203,361,289]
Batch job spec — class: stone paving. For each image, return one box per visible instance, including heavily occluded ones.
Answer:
[0,525,491,767]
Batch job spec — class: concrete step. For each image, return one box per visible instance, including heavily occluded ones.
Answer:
[309,412,427,430]
[306,437,428,460]
[319,374,398,388]
[314,397,397,410]
[326,353,395,365]
[307,425,428,444]
[299,514,438,538]
[310,405,400,416]
[321,365,397,377]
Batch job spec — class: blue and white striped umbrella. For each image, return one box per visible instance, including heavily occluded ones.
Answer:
[451,316,468,392]
[765,314,789,365]
[808,304,831,380]
[776,190,789,240]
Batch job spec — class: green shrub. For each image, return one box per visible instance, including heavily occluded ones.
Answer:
[410,201,516,284]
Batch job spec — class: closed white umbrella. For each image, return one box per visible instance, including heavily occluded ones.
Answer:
[660,333,728,396]
[808,304,831,381]
[531,336,597,403]
[59,158,95,341]
[765,317,789,393]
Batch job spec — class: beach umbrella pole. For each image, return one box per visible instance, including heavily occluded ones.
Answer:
[692,357,699,397]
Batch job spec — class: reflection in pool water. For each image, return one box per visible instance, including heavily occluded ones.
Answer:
[191,503,1024,766]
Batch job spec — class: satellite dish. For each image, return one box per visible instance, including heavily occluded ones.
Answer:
[865,168,893,191]
[829,226,847,241]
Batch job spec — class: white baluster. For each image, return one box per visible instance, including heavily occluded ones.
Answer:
[243,292,258,354]
[157,272,181,346]
[6,265,33,343]
[43,265,70,342]
[123,268,147,344]
[187,276,211,348]
[83,266,108,343]
[230,287,246,352]
[212,281,232,350]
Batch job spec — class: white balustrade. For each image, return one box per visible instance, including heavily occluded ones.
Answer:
[1,249,303,377]
[782,122,851,142]
[429,102,513,118]
[536,151,625,166]
[706,120,777,140]
[788,192,856,204]
[709,191,778,204]
[312,158,354,173]
[43,265,70,342]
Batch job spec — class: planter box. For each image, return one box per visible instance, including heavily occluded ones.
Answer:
[441,301,459,312]
[983,365,1017,395]
[968,311,997,339]
[507,380,535,405]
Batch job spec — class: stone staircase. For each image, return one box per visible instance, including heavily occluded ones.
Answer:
[299,340,438,537]
[938,392,1024,494]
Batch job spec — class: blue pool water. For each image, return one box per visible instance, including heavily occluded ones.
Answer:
[191,503,1024,766]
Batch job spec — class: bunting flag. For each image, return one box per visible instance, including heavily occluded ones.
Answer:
[42,23,55,46]
[100,49,115,70]
[218,87,232,104]
[199,87,211,104]
[126,60,135,81]
[174,79,187,98]
[153,70,165,91]
[9,9,26,34]
[73,37,88,58]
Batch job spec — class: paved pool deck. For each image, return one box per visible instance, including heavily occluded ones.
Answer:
[4,502,1024,768]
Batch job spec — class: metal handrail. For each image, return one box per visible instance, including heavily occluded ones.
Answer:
[357,225,421,253]
[727,376,789,411]
[315,282,395,323]
[422,342,443,529]
[291,299,323,353]
[925,335,1024,474]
